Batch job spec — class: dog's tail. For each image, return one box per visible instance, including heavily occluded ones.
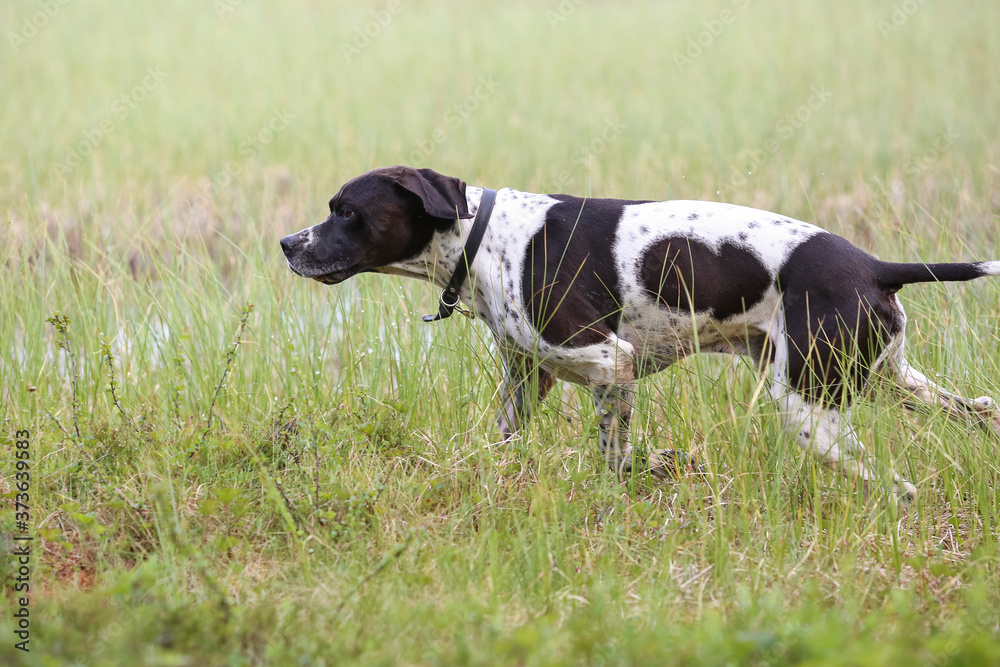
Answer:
[876,260,1000,290]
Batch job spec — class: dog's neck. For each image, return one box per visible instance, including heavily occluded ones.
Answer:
[379,186,487,290]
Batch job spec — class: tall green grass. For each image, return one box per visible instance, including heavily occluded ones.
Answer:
[2,0,1000,664]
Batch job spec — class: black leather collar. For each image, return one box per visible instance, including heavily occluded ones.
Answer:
[423,187,497,322]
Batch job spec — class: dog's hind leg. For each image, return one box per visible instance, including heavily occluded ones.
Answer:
[496,351,556,441]
[880,304,1000,436]
[770,312,917,502]
[771,387,918,502]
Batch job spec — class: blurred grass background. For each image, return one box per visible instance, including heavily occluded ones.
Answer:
[2,0,1000,665]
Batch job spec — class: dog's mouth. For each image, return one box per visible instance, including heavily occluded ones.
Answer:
[309,264,359,285]
[313,272,348,285]
[285,259,357,285]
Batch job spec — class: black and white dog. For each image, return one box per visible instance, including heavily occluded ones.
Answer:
[281,166,1000,501]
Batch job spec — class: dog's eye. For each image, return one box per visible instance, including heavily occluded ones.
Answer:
[340,208,354,220]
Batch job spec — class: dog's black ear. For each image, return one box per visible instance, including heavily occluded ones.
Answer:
[393,167,473,220]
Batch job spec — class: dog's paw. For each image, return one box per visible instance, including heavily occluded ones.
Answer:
[896,480,917,506]
[863,479,917,506]
[648,449,705,479]
[972,396,1000,436]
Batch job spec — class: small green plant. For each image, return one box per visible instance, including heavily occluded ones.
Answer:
[170,326,190,424]
[187,303,255,459]
[97,327,145,437]
[45,311,83,442]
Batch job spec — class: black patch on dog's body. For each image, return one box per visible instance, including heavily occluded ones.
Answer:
[639,237,772,320]
[523,196,636,347]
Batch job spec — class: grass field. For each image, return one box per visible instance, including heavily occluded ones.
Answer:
[3,0,1000,664]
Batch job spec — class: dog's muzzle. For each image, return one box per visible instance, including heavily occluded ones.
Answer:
[280,232,307,275]
[280,232,306,258]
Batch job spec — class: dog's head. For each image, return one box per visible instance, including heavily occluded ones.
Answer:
[280,166,472,284]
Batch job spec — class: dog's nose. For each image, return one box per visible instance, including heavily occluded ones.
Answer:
[279,234,300,257]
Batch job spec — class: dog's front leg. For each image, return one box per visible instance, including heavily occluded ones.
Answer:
[590,384,700,478]
[591,383,637,475]
[496,352,556,441]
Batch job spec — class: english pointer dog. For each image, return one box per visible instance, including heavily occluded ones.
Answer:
[281,166,1000,502]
